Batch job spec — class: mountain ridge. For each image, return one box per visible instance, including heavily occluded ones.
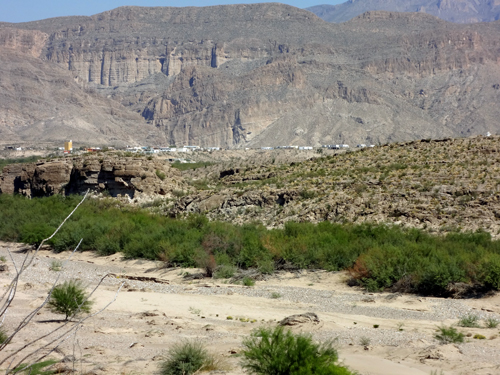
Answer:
[307,0,500,24]
[1,3,499,148]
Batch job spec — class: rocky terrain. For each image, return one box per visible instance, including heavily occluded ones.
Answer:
[1,242,500,375]
[3,135,500,237]
[1,4,499,148]
[168,135,500,237]
[0,154,187,201]
[308,0,500,24]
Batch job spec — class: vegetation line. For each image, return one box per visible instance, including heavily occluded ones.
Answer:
[1,194,499,296]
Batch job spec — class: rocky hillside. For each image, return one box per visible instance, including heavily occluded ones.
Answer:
[170,135,500,237]
[2,4,500,147]
[3,135,500,237]
[308,0,500,24]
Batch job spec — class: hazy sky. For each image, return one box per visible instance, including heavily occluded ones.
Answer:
[1,1,345,23]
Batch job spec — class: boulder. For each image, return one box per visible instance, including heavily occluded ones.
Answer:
[279,312,320,326]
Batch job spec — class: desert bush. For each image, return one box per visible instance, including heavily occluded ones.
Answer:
[435,326,464,344]
[159,341,214,375]
[473,334,486,340]
[214,264,236,279]
[156,169,166,180]
[241,326,354,375]
[458,314,480,328]
[0,327,8,345]
[478,254,500,290]
[47,280,93,320]
[242,276,255,286]
[171,161,214,171]
[3,194,500,296]
[49,260,62,272]
[13,359,59,375]
[485,317,499,328]
[359,337,371,346]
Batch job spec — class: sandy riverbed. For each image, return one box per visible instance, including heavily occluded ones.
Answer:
[1,241,500,375]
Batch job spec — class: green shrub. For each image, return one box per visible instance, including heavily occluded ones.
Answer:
[0,327,8,344]
[156,170,166,181]
[47,280,93,320]
[435,326,464,344]
[171,161,214,171]
[473,334,486,340]
[13,359,59,375]
[299,190,317,200]
[214,264,237,279]
[458,314,480,328]
[20,223,55,247]
[241,326,355,375]
[479,255,500,290]
[359,337,371,346]
[4,194,500,297]
[270,292,282,299]
[49,260,62,272]
[242,277,255,286]
[159,341,211,375]
[485,317,500,328]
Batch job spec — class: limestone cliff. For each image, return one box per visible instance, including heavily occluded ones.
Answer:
[0,26,163,147]
[0,27,47,57]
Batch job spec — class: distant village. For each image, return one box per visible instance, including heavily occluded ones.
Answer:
[4,141,379,157]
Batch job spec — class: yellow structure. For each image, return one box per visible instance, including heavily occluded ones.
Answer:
[64,140,73,153]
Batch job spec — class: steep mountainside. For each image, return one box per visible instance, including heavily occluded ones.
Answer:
[3,4,500,147]
[0,27,164,147]
[308,0,500,24]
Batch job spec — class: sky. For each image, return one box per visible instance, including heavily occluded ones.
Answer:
[0,0,345,23]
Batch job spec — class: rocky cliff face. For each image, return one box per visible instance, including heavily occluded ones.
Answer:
[16,4,320,87]
[0,155,186,200]
[307,0,500,24]
[0,27,47,57]
[0,26,164,147]
[3,4,500,148]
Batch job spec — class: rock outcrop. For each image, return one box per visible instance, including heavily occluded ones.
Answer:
[279,313,321,326]
[0,155,186,200]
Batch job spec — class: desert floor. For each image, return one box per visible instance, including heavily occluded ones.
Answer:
[1,241,500,375]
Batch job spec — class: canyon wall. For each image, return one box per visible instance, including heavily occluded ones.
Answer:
[2,4,500,147]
